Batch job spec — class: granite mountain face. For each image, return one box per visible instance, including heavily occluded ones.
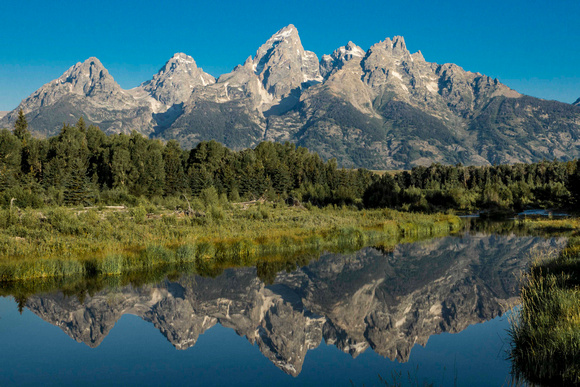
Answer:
[2,25,580,169]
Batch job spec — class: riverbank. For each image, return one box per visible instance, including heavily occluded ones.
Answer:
[0,203,462,282]
[510,217,580,385]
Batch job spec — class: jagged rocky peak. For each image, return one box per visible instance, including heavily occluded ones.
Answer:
[574,97,580,106]
[367,35,411,60]
[3,56,131,122]
[139,52,216,106]
[361,35,416,89]
[320,41,366,78]
[411,50,425,62]
[252,24,322,100]
[56,56,121,97]
[340,41,366,59]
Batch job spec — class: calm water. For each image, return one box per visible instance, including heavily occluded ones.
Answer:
[0,232,566,386]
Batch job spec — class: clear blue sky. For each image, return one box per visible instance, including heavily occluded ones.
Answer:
[1,0,579,111]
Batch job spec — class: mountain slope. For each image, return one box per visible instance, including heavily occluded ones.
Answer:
[2,25,579,168]
[0,57,156,137]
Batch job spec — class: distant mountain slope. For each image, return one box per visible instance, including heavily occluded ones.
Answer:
[2,24,579,168]
[574,97,580,106]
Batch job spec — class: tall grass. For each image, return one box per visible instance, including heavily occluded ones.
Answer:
[509,235,580,385]
[0,204,463,282]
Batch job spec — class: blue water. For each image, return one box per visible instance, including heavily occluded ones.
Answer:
[0,296,512,386]
[0,233,565,386]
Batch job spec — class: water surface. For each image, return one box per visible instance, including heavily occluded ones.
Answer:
[0,232,566,386]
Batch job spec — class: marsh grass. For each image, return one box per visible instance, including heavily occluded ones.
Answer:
[0,204,462,282]
[509,232,580,385]
[516,218,580,234]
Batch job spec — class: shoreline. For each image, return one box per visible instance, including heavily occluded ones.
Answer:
[0,205,462,282]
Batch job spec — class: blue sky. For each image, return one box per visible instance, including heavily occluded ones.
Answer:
[1,0,579,111]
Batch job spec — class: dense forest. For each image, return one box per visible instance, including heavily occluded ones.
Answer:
[1,110,579,213]
[364,159,580,213]
[0,111,374,208]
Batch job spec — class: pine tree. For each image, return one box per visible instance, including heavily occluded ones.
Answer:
[567,160,580,205]
[13,109,30,142]
[64,157,91,205]
[76,116,87,133]
[163,140,186,196]
[0,129,22,191]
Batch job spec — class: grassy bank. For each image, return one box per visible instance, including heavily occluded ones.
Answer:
[509,218,580,385]
[0,202,462,282]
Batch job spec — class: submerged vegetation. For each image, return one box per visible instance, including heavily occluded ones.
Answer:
[509,218,580,385]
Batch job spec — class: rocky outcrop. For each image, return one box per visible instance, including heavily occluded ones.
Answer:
[136,53,215,107]
[24,234,565,376]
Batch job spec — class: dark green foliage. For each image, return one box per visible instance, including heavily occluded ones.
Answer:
[13,109,30,142]
[163,140,186,196]
[363,174,400,208]
[364,160,577,213]
[63,157,91,205]
[568,160,580,206]
[0,121,377,208]
[0,129,22,192]
[2,114,578,214]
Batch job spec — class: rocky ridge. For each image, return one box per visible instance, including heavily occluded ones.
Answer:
[24,234,565,376]
[2,25,579,168]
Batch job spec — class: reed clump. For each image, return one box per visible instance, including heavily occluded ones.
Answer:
[0,203,463,282]
[509,235,580,385]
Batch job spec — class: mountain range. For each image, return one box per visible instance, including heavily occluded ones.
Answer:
[1,24,580,169]
[24,234,565,376]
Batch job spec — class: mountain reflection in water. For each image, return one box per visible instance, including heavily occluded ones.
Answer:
[15,234,565,377]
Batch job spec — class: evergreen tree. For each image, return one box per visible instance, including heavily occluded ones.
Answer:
[567,160,580,206]
[0,129,22,192]
[64,157,91,205]
[13,109,30,142]
[76,116,87,133]
[163,140,186,196]
[363,174,400,208]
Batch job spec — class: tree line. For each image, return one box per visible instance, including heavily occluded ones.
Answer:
[0,111,374,208]
[364,159,580,212]
[1,110,579,212]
